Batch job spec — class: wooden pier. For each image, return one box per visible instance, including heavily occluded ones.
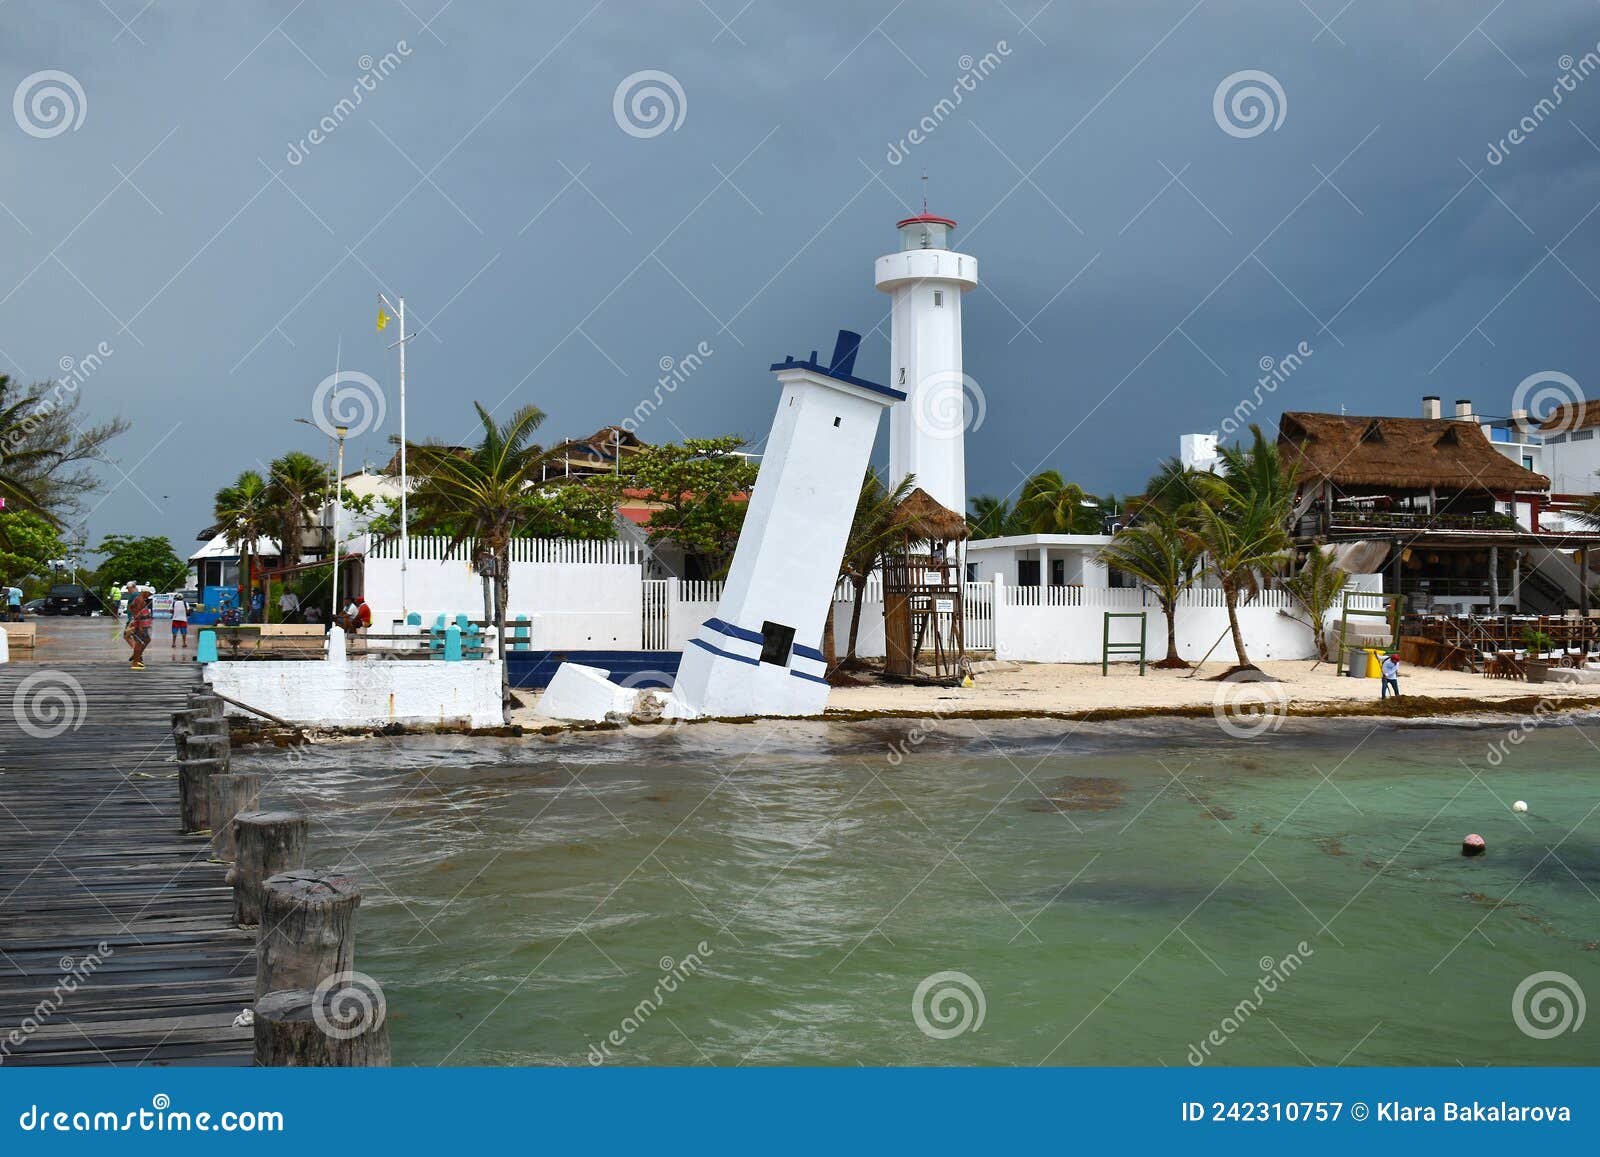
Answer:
[0,663,256,1066]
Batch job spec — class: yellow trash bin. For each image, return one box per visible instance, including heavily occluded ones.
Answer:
[1364,647,1385,678]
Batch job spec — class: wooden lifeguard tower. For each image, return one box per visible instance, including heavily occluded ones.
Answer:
[881,487,969,682]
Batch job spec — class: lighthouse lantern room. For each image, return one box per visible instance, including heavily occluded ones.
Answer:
[874,204,979,519]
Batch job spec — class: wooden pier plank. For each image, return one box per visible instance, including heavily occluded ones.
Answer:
[0,663,255,1066]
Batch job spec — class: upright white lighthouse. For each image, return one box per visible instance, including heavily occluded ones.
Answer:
[875,208,979,516]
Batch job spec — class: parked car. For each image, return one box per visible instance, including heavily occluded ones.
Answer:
[23,598,45,615]
[41,583,106,616]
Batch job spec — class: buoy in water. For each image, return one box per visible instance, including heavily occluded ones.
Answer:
[1513,800,1528,814]
[1462,833,1486,857]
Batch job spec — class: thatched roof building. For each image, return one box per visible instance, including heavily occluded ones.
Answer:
[1537,401,1600,434]
[1278,411,1549,493]
[888,487,969,542]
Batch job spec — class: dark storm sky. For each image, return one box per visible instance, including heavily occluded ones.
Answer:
[4,0,1600,548]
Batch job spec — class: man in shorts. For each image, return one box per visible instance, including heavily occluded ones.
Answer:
[124,589,153,670]
[170,592,189,652]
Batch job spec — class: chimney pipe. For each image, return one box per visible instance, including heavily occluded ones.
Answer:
[1454,398,1473,419]
[1422,395,1441,420]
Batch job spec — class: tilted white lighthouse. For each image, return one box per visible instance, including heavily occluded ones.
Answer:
[875,208,979,516]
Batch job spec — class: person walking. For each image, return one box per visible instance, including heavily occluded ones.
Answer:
[124,589,153,670]
[170,592,189,652]
[5,583,21,622]
[278,587,300,622]
[1380,651,1401,699]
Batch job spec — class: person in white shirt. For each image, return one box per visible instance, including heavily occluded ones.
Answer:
[170,594,189,651]
[278,589,301,621]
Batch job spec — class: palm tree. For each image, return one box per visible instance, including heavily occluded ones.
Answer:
[1098,508,1203,668]
[407,403,553,706]
[1138,456,1211,516]
[1285,546,1350,662]
[1188,425,1295,671]
[1013,471,1103,534]
[212,470,271,613]
[0,384,52,519]
[838,469,917,667]
[967,494,1015,538]
[265,450,327,573]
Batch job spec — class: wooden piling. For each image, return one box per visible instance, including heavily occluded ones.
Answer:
[178,756,223,833]
[228,811,308,927]
[207,772,261,861]
[253,987,390,1067]
[256,870,360,999]
[184,731,230,771]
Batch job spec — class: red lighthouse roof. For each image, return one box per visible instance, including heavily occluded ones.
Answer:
[896,213,957,229]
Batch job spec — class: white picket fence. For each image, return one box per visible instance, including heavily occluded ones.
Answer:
[642,579,670,650]
[1001,584,1294,610]
[362,535,1370,663]
[368,536,642,564]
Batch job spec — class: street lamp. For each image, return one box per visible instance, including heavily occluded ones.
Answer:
[330,424,348,620]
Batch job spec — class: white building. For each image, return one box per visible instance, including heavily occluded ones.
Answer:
[964,534,1114,589]
[669,332,903,718]
[1527,398,1600,498]
[876,209,978,516]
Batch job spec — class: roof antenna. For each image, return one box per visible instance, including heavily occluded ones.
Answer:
[921,169,929,214]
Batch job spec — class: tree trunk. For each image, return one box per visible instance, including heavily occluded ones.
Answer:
[1225,583,1251,668]
[1162,598,1181,665]
[495,544,511,709]
[254,988,390,1067]
[229,810,309,926]
[822,598,838,676]
[239,542,251,619]
[256,869,361,999]
[846,574,868,664]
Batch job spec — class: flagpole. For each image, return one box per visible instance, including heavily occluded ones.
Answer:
[398,295,409,620]
[378,293,412,621]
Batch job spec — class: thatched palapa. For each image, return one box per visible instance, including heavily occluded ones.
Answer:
[887,487,970,542]
[1278,411,1548,492]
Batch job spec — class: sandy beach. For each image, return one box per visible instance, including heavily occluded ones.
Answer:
[512,659,1600,730]
[824,660,1597,716]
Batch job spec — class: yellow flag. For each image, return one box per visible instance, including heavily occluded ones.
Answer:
[376,306,390,332]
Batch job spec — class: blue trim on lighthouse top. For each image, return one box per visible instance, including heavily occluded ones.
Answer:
[770,329,905,402]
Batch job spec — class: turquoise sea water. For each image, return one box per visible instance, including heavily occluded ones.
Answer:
[250,714,1600,1066]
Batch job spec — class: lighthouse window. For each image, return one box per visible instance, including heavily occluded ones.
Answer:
[933,290,944,307]
[758,621,795,666]
[833,416,841,427]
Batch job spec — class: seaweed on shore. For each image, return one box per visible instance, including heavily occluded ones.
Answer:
[1026,775,1126,813]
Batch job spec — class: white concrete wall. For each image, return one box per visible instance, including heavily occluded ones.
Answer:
[364,539,641,648]
[991,577,1386,664]
[206,658,503,728]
